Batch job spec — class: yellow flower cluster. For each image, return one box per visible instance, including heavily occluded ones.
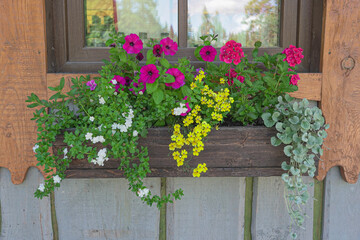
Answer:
[168,70,234,178]
[193,163,208,177]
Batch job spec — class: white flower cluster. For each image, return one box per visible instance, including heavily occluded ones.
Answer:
[137,188,150,198]
[173,103,188,116]
[63,148,68,159]
[111,108,134,134]
[53,175,61,184]
[91,148,109,166]
[33,144,39,153]
[98,95,106,105]
[89,116,95,122]
[85,132,105,144]
[38,183,45,192]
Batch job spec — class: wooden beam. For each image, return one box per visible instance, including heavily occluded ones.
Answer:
[0,0,50,184]
[316,0,360,183]
[47,72,322,101]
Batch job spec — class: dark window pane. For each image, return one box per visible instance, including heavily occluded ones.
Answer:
[85,0,178,47]
[188,0,280,47]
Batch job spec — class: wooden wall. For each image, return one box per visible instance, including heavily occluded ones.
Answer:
[1,166,360,240]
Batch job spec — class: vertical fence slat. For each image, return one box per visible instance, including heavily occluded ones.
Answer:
[323,167,360,240]
[0,168,53,240]
[252,176,314,240]
[54,178,160,240]
[166,177,246,240]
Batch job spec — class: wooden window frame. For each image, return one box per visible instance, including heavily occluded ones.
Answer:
[47,0,322,73]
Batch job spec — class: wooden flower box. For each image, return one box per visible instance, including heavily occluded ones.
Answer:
[53,126,287,178]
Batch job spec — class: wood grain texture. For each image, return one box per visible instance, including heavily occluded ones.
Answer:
[54,178,160,240]
[316,0,360,183]
[166,177,246,240]
[47,72,322,101]
[251,177,314,240]
[0,0,50,184]
[323,167,360,239]
[0,167,53,239]
[52,127,288,178]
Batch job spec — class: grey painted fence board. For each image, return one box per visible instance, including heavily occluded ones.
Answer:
[0,167,53,240]
[54,178,160,240]
[252,176,314,240]
[323,167,360,240]
[166,177,246,240]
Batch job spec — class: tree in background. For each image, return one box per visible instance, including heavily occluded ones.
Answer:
[243,0,280,47]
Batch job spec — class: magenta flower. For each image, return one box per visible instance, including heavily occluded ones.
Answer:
[160,37,178,56]
[165,68,185,89]
[282,45,304,67]
[199,46,217,62]
[290,74,300,86]
[109,43,116,48]
[112,75,126,85]
[219,40,244,65]
[129,82,146,95]
[123,34,143,54]
[180,96,191,116]
[86,80,97,91]
[153,44,163,57]
[136,52,144,61]
[139,64,160,84]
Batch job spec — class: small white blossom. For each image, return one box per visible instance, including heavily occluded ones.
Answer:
[85,132,93,140]
[90,99,94,103]
[139,91,143,95]
[133,130,138,137]
[91,148,109,166]
[111,79,117,84]
[33,144,39,153]
[63,148,68,159]
[53,175,61,184]
[137,188,150,197]
[89,116,95,122]
[99,97,105,105]
[114,92,118,95]
[38,183,45,192]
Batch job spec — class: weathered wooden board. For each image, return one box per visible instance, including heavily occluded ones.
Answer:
[0,167,53,239]
[52,127,288,178]
[54,178,160,240]
[317,0,360,183]
[251,177,314,240]
[0,0,50,184]
[323,167,360,240]
[166,177,246,240]
[47,73,322,101]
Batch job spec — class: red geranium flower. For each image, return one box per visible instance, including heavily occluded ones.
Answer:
[282,45,304,67]
[199,46,217,62]
[160,37,178,56]
[165,68,185,89]
[139,64,159,84]
[123,34,143,54]
[219,40,244,65]
[290,74,300,86]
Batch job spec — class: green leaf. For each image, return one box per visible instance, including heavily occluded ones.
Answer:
[272,112,280,121]
[119,51,127,62]
[275,122,284,132]
[147,81,158,94]
[262,112,275,127]
[289,116,299,124]
[271,136,282,146]
[152,89,164,104]
[146,50,156,64]
[254,41,262,48]
[59,78,65,90]
[284,145,293,157]
[252,48,258,58]
[27,103,40,108]
[160,58,170,68]
[194,46,203,61]
[301,120,310,130]
[163,74,175,83]
[181,85,192,97]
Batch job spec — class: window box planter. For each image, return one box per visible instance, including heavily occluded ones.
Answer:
[53,126,287,178]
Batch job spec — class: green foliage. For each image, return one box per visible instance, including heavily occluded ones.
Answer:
[262,94,329,238]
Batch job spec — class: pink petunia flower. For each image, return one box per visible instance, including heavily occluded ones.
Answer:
[160,37,178,56]
[139,64,159,84]
[290,74,300,86]
[199,45,217,62]
[282,45,304,67]
[165,68,185,89]
[153,44,163,57]
[86,80,97,91]
[123,34,143,54]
